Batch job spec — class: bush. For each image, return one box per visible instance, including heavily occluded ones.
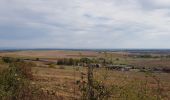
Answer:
[115,58,119,61]
[57,58,77,65]
[80,58,92,64]
[36,58,39,61]
[48,64,56,68]
[2,57,23,64]
[0,63,31,99]
[2,57,13,63]
[0,62,61,100]
[78,77,115,100]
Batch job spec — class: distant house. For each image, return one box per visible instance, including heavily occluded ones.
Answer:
[120,67,132,71]
[90,64,102,68]
[106,65,133,71]
[162,68,170,73]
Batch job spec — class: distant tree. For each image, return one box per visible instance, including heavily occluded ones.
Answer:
[36,58,39,61]
[2,57,13,63]
[80,58,92,64]
[68,58,74,65]
[57,59,64,65]
[116,58,119,61]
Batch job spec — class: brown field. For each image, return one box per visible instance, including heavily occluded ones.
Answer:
[31,66,170,99]
[1,50,170,67]
[0,50,170,99]
[0,50,99,58]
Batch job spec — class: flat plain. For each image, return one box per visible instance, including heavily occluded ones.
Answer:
[0,50,170,99]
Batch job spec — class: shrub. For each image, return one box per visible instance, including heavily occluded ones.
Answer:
[78,75,115,100]
[2,57,13,63]
[115,58,119,61]
[80,58,92,64]
[36,58,39,61]
[2,57,24,64]
[48,64,56,68]
[0,63,32,100]
[57,58,78,65]
[0,62,61,100]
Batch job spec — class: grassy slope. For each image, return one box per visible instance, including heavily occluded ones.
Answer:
[31,65,170,99]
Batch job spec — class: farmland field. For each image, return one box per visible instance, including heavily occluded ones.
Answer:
[0,50,170,100]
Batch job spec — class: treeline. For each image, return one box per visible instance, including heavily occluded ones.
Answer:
[129,54,170,58]
[57,58,79,65]
[57,57,112,66]
[57,58,94,65]
[1,56,114,67]
[1,57,21,63]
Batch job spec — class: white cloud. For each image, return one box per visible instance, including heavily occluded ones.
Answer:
[151,0,170,7]
[0,0,170,48]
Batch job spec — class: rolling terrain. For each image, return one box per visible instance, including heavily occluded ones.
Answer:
[0,49,170,100]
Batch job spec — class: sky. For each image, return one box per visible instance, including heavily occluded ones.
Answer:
[0,0,170,49]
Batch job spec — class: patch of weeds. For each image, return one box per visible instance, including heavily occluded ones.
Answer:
[48,64,56,68]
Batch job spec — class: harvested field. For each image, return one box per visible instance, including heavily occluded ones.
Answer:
[0,50,99,58]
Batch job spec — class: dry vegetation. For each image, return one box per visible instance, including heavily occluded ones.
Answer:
[0,50,170,100]
[0,50,99,58]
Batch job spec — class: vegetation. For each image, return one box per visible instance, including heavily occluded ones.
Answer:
[76,66,168,100]
[0,50,170,100]
[0,62,60,100]
[2,57,16,63]
[0,62,32,99]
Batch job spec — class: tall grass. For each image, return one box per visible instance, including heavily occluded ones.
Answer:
[77,67,168,100]
[0,61,61,100]
[0,62,33,99]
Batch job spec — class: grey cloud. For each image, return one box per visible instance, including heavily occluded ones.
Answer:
[0,0,170,48]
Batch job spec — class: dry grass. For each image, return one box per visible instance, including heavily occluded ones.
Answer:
[1,51,170,99]
[0,50,99,58]
[32,66,84,99]
[31,66,170,99]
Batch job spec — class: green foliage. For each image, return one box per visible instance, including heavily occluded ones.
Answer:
[56,57,115,66]
[115,58,119,61]
[0,62,32,99]
[36,58,39,61]
[136,54,155,58]
[48,64,56,68]
[80,58,92,64]
[2,57,14,63]
[0,61,62,100]
[57,58,79,65]
[2,57,23,64]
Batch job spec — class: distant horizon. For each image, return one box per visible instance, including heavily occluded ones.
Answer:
[1,47,170,51]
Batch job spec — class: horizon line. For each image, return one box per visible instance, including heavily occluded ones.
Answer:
[1,48,170,51]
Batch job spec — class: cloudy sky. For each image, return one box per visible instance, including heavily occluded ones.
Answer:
[0,0,170,49]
